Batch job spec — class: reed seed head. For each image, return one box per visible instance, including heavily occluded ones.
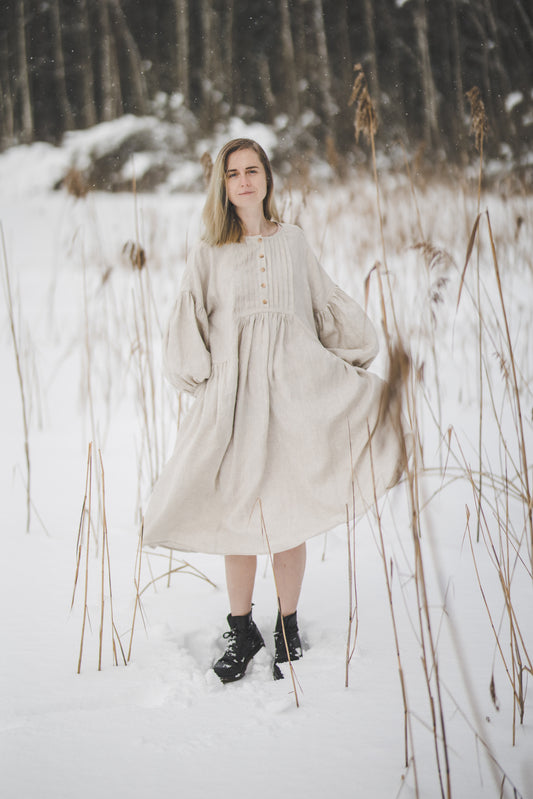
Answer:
[201,152,213,188]
[122,240,146,270]
[349,64,377,144]
[466,86,488,152]
[63,167,89,199]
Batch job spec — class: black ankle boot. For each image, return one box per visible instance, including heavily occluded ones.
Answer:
[213,611,265,683]
[273,610,302,680]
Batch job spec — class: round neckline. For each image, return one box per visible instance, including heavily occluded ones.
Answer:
[245,222,282,240]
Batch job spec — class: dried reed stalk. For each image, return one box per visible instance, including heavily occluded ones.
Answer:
[76,442,93,674]
[442,682,525,796]
[1,222,31,532]
[98,450,127,670]
[485,211,533,568]
[451,422,532,745]
[366,423,415,785]
[257,500,301,708]
[467,86,488,543]
[128,520,146,662]
[459,204,533,563]
[379,331,453,798]
[130,167,164,493]
[349,64,400,345]
[465,506,529,744]
[138,558,217,597]
[82,253,98,464]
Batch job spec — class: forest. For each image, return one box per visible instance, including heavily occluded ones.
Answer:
[1,0,532,167]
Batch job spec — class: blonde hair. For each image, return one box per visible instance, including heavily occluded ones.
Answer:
[202,138,280,246]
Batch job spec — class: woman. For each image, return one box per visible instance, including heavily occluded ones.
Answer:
[143,138,407,683]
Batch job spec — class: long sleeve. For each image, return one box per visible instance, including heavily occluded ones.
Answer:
[301,230,379,369]
[314,283,379,369]
[162,249,212,395]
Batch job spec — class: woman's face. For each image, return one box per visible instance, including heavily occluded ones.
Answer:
[225,148,268,213]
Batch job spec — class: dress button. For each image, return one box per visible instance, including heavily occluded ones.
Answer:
[258,237,263,243]
[261,283,266,288]
[262,299,267,305]
[259,254,265,259]
[260,266,266,272]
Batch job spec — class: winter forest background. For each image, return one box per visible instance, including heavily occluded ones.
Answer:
[2,0,533,178]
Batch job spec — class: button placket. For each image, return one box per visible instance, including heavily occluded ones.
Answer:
[258,239,268,305]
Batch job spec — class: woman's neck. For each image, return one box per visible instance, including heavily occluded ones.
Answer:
[238,208,274,237]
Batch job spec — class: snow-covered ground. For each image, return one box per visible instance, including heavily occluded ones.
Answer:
[1,132,532,799]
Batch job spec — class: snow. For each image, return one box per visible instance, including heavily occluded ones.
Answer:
[505,92,523,113]
[1,133,532,799]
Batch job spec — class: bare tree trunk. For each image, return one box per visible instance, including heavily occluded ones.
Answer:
[482,0,512,141]
[363,0,380,109]
[467,11,497,137]
[0,33,14,144]
[200,0,223,123]
[292,0,307,84]
[414,0,439,147]
[336,0,353,97]
[175,0,190,106]
[483,0,512,96]
[109,0,148,115]
[16,0,33,142]
[201,0,214,90]
[310,0,334,125]
[97,0,122,121]
[222,0,234,110]
[279,0,299,117]
[450,0,465,148]
[258,52,275,120]
[50,0,75,131]
[77,0,97,127]
[511,0,533,48]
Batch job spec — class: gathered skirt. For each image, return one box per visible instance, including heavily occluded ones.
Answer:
[143,308,407,555]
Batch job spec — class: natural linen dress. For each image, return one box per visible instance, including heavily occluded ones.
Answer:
[143,222,405,555]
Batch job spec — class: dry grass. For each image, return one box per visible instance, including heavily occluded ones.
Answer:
[331,75,530,795]
[5,83,530,794]
[257,499,301,708]
[1,222,31,532]
[72,443,126,673]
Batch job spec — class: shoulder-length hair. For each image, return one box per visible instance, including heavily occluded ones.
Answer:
[202,138,280,247]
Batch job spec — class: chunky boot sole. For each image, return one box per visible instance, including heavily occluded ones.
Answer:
[214,638,265,684]
[213,612,266,684]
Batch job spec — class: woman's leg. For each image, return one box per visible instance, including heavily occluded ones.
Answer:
[224,554,257,616]
[273,542,306,615]
[215,555,263,683]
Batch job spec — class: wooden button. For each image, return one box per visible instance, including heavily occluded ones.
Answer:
[262,299,267,305]
[261,283,266,288]
[258,237,262,242]
[259,254,265,259]
[260,266,266,272]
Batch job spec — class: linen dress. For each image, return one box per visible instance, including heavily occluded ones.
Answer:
[143,222,406,555]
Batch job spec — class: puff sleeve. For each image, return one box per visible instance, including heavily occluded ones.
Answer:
[314,283,379,369]
[162,249,212,395]
[302,231,379,369]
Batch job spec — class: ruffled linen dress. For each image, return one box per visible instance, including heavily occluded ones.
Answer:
[143,223,406,555]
